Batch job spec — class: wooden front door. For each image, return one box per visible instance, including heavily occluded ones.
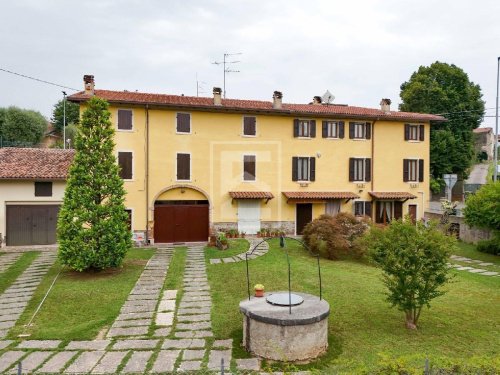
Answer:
[154,202,209,243]
[408,204,417,223]
[6,205,60,246]
[296,203,312,235]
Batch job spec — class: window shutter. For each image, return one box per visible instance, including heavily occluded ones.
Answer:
[309,157,316,181]
[365,158,371,182]
[419,125,425,141]
[418,159,424,182]
[118,152,133,179]
[365,201,372,218]
[394,201,403,220]
[244,116,256,136]
[365,122,371,139]
[35,182,53,197]
[310,120,316,138]
[244,155,256,180]
[349,122,355,139]
[354,202,362,216]
[403,159,409,182]
[349,158,355,181]
[339,121,345,138]
[118,109,132,130]
[292,157,298,181]
[177,153,190,180]
[177,113,191,133]
[404,124,410,140]
[322,121,327,138]
[293,119,299,137]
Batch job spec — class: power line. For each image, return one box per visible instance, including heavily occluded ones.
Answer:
[0,67,79,91]
[436,107,495,116]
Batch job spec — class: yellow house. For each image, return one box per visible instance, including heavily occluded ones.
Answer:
[69,76,444,243]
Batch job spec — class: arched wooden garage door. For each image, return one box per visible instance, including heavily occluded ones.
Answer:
[154,200,209,243]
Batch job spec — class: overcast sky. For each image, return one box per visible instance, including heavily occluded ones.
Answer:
[1,0,499,127]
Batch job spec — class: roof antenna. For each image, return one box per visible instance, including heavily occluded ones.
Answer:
[212,52,242,98]
[196,73,207,97]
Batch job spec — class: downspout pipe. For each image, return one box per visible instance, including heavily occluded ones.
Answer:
[145,104,150,244]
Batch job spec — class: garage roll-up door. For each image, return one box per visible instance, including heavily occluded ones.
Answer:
[6,205,60,246]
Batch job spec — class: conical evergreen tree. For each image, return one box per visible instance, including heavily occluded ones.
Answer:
[58,97,131,271]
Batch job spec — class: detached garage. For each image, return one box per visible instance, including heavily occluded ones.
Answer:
[0,148,74,247]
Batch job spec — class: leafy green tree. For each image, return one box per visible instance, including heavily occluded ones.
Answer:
[51,99,80,134]
[364,219,455,329]
[400,61,485,179]
[464,183,500,254]
[58,97,131,271]
[0,106,47,146]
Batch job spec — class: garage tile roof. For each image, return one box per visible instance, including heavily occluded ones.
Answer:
[69,90,445,122]
[282,192,360,200]
[369,192,417,199]
[0,148,74,180]
[229,191,274,199]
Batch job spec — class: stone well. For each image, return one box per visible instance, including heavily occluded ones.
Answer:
[239,291,329,362]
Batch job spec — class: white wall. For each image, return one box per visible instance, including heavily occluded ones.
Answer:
[0,180,66,245]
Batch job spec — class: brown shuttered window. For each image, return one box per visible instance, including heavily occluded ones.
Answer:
[294,119,315,137]
[350,122,370,139]
[118,152,133,179]
[405,124,424,141]
[117,109,133,130]
[403,159,422,182]
[354,201,372,217]
[293,157,312,181]
[243,155,256,181]
[243,116,256,136]
[34,181,52,197]
[177,113,191,133]
[177,153,191,180]
[349,158,369,181]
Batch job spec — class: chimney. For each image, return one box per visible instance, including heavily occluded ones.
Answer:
[83,75,95,96]
[273,91,283,109]
[313,96,322,105]
[213,87,222,106]
[380,98,391,112]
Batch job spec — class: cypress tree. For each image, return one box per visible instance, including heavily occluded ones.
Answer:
[58,97,131,271]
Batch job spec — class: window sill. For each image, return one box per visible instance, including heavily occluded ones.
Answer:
[351,138,368,141]
[241,134,257,138]
[407,140,422,143]
[116,128,134,132]
[243,179,256,183]
[176,179,192,183]
[296,137,313,140]
[122,179,135,182]
[176,131,192,135]
[323,137,341,140]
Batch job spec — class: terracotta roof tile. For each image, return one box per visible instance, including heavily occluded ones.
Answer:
[69,90,445,122]
[282,192,360,200]
[473,127,492,133]
[229,191,274,199]
[369,192,417,199]
[0,148,74,180]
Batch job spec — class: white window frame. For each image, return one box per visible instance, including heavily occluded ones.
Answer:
[407,158,419,182]
[176,152,192,182]
[116,109,134,132]
[176,112,192,134]
[242,116,257,137]
[325,121,339,139]
[243,154,257,182]
[352,157,367,182]
[408,124,420,141]
[297,156,311,181]
[298,120,311,138]
[117,150,134,181]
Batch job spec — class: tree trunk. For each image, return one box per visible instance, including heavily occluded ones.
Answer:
[405,311,417,330]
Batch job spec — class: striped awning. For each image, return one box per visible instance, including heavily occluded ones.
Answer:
[369,192,417,200]
[282,191,359,202]
[229,191,274,200]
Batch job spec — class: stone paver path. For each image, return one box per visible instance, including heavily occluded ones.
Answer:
[107,247,174,338]
[0,253,21,274]
[449,255,499,276]
[0,252,57,338]
[210,237,269,264]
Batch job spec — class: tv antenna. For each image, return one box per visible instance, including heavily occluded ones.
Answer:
[321,90,335,105]
[196,73,207,97]
[212,52,242,98]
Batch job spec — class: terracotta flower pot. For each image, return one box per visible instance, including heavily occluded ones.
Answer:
[254,289,264,297]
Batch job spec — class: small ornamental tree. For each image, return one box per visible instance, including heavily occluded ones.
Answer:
[303,213,369,259]
[364,218,455,329]
[57,97,131,271]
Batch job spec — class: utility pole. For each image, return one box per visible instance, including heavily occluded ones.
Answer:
[212,52,242,98]
[494,57,499,182]
[62,91,67,149]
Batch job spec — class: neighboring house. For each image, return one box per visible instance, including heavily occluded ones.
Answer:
[41,122,62,148]
[0,148,74,247]
[69,75,444,243]
[473,127,495,160]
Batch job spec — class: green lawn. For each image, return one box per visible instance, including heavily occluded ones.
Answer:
[454,241,500,265]
[7,248,154,340]
[204,239,249,259]
[0,252,39,295]
[206,239,500,372]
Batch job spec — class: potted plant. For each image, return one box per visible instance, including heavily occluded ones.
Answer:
[208,225,217,246]
[254,284,265,297]
[217,233,229,250]
[240,231,246,238]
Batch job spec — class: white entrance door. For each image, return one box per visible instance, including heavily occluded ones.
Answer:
[237,200,261,234]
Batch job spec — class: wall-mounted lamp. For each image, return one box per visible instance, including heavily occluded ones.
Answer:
[316,152,321,158]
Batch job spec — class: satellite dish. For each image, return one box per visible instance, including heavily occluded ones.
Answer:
[322,90,335,105]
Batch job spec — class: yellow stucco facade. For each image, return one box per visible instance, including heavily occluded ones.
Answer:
[89,103,430,238]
